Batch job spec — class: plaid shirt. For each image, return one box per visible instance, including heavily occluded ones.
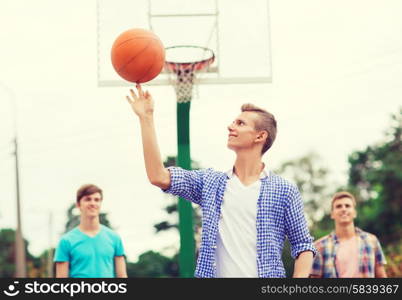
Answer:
[163,167,316,278]
[311,227,386,278]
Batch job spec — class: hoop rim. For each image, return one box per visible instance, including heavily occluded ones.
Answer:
[164,45,215,72]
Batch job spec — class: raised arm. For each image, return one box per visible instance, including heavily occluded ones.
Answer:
[126,84,170,189]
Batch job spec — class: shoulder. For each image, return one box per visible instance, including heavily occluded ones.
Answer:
[313,234,332,251]
[193,167,225,178]
[357,228,380,244]
[268,172,298,190]
[100,225,121,239]
[168,167,224,179]
[266,172,300,201]
[57,227,80,247]
[204,168,227,179]
[101,225,116,234]
[60,227,80,241]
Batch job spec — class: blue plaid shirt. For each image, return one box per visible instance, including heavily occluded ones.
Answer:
[163,167,316,278]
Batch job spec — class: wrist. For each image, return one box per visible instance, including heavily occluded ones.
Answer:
[139,114,154,123]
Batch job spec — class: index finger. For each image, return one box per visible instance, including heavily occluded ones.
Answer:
[136,83,144,97]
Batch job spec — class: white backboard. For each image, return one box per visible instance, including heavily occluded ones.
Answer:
[97,0,272,86]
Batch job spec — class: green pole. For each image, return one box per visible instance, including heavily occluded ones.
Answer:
[176,101,196,277]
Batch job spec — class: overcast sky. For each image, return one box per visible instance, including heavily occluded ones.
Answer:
[1,0,401,262]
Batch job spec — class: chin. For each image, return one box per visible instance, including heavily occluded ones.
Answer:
[338,220,353,226]
[227,142,236,151]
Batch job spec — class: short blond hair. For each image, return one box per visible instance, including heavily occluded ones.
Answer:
[331,191,356,210]
[241,103,277,154]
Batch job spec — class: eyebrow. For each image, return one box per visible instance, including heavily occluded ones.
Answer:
[235,118,247,124]
[84,196,101,200]
[335,203,351,207]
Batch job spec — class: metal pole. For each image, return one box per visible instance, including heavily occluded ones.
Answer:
[1,83,27,277]
[176,102,196,277]
[47,212,54,277]
[14,137,26,277]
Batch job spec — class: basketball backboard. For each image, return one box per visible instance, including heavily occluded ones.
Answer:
[96,0,272,87]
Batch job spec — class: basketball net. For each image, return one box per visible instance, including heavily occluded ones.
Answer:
[164,46,215,103]
[168,64,196,103]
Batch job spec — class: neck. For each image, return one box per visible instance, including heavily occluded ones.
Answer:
[233,151,264,180]
[335,223,355,240]
[79,216,100,232]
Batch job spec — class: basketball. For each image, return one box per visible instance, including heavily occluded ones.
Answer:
[111,28,165,83]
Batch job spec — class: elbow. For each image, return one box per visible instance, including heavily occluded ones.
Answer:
[149,176,169,189]
[149,177,161,186]
[148,169,170,189]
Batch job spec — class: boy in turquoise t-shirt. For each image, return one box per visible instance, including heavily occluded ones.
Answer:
[54,184,127,278]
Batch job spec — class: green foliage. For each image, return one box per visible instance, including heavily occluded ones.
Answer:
[0,228,39,277]
[275,152,335,277]
[126,251,179,278]
[148,155,202,277]
[0,229,16,277]
[312,214,333,239]
[384,239,402,278]
[154,221,178,233]
[275,152,334,227]
[347,108,402,243]
[154,156,201,234]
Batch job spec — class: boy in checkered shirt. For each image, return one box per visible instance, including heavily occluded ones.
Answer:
[310,191,387,278]
[126,84,316,277]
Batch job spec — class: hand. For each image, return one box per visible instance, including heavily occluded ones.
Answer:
[126,84,154,118]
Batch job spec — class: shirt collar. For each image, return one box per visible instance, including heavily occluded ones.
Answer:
[330,227,363,242]
[225,163,270,179]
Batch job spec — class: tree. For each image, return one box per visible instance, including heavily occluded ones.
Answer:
[0,228,39,278]
[35,248,56,278]
[275,152,335,276]
[140,155,202,278]
[0,229,16,277]
[154,156,202,235]
[347,108,402,244]
[275,152,334,227]
[126,251,179,278]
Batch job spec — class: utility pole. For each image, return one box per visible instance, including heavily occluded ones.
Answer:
[47,212,54,277]
[1,83,26,277]
[14,136,26,277]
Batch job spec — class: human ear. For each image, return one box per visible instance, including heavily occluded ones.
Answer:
[257,131,268,141]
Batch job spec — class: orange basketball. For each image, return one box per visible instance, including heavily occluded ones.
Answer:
[111,28,165,83]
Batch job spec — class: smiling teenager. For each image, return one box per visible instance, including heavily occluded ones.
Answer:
[310,191,387,278]
[54,184,127,278]
[125,84,316,278]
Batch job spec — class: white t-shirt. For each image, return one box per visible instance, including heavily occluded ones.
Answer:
[215,167,269,277]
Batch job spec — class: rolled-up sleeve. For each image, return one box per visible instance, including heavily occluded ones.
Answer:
[374,237,387,265]
[162,167,206,206]
[284,185,317,259]
[310,248,323,277]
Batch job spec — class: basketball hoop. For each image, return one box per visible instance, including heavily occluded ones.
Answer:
[164,45,215,103]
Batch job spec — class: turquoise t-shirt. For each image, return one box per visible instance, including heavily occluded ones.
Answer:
[54,225,125,278]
